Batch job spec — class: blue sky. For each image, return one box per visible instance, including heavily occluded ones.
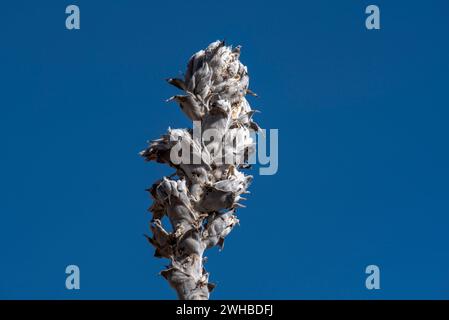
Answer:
[1,0,449,299]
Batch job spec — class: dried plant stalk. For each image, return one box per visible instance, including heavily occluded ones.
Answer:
[141,41,259,300]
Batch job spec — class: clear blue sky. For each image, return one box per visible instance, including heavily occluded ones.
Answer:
[1,0,449,299]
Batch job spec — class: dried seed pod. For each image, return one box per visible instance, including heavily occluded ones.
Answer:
[141,41,260,300]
